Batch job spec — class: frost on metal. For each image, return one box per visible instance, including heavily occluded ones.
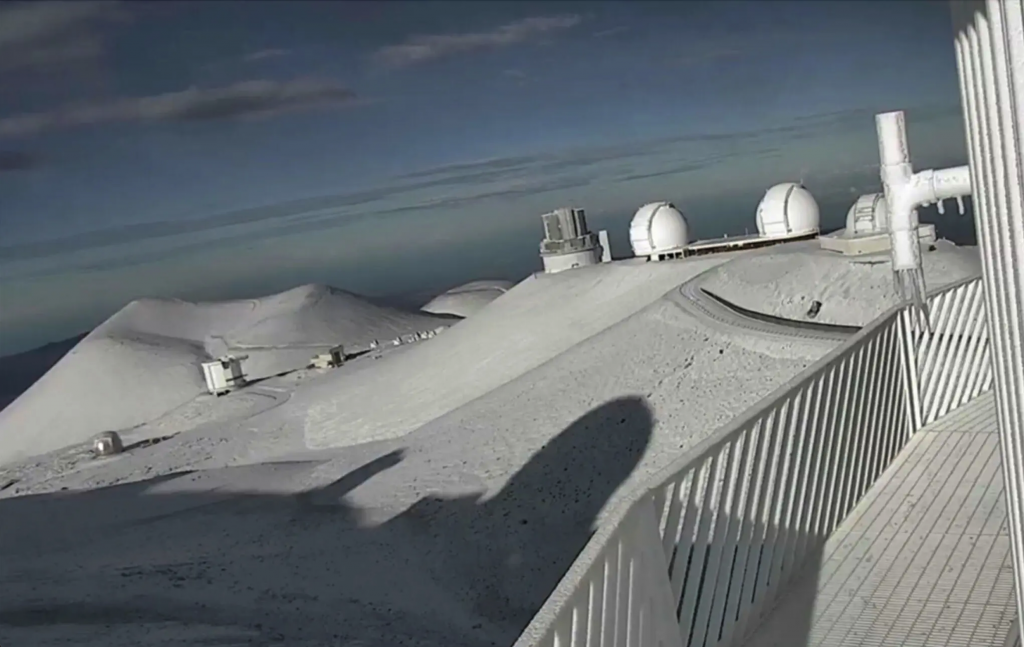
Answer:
[875,110,972,326]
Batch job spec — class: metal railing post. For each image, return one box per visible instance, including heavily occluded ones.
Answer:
[951,0,1024,632]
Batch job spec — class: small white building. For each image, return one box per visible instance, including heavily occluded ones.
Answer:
[538,207,602,274]
[755,182,821,239]
[598,229,612,262]
[201,355,248,396]
[819,192,937,256]
[311,345,346,369]
[629,201,690,261]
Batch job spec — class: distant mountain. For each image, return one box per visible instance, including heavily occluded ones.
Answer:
[0,283,457,463]
[0,333,87,412]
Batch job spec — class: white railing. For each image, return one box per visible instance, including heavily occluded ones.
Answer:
[515,276,992,647]
[913,277,995,426]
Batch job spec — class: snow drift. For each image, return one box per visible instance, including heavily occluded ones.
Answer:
[421,280,515,318]
[0,284,453,464]
[294,257,735,450]
[700,239,982,326]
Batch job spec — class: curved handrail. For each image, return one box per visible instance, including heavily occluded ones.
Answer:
[698,287,863,335]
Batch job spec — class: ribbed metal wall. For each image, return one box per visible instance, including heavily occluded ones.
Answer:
[951,0,1024,631]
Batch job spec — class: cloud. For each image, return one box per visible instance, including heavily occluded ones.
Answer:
[592,26,629,39]
[372,14,583,68]
[0,1,126,72]
[0,151,37,172]
[243,48,290,62]
[0,78,359,138]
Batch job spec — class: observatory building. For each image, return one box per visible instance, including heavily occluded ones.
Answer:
[754,182,821,240]
[686,182,823,257]
[201,354,248,396]
[629,201,690,261]
[538,207,604,274]
[819,192,937,257]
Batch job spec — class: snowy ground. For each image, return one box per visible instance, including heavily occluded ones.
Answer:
[0,284,454,464]
[292,257,739,450]
[0,245,977,647]
[700,239,981,326]
[421,280,514,318]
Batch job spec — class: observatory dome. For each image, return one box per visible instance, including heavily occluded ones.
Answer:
[755,182,821,239]
[845,192,889,236]
[629,201,690,257]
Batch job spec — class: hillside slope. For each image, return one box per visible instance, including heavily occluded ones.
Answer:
[291,257,734,450]
[421,280,515,318]
[0,284,452,464]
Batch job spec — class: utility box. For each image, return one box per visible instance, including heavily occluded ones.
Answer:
[311,345,346,369]
[201,355,248,396]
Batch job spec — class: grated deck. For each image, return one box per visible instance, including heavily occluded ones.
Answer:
[745,392,1018,647]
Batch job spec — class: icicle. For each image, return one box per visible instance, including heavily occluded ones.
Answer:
[887,214,933,332]
[893,265,931,332]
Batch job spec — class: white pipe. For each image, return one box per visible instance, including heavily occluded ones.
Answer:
[920,165,972,202]
[876,112,973,310]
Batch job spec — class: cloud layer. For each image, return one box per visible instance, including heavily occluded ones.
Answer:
[0,1,125,72]
[373,14,583,68]
[0,78,359,138]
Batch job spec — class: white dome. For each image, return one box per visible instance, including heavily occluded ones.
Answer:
[755,182,821,238]
[845,192,889,236]
[629,201,690,257]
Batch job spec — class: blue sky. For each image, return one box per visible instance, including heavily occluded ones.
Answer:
[0,0,971,354]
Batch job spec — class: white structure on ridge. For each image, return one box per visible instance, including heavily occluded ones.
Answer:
[311,345,346,369]
[846,192,889,235]
[201,355,248,396]
[819,192,937,257]
[629,201,690,261]
[755,182,821,239]
[538,207,602,274]
[598,230,612,263]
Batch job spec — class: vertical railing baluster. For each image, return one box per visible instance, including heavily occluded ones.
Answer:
[768,386,812,588]
[854,331,887,501]
[691,437,745,647]
[678,453,725,642]
[816,360,851,539]
[928,284,975,421]
[866,326,898,486]
[718,419,769,646]
[706,425,758,646]
[897,308,924,433]
[669,464,705,607]
[781,375,827,589]
[660,479,685,565]
[752,399,794,597]
[831,346,864,528]
[804,365,839,552]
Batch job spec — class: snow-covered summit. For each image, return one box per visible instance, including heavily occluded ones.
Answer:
[0,283,454,464]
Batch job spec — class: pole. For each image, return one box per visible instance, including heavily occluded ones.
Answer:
[951,0,1024,635]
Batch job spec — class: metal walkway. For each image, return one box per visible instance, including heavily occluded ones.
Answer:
[746,392,1017,647]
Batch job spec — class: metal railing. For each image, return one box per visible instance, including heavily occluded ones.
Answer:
[515,276,992,647]
[913,276,995,426]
